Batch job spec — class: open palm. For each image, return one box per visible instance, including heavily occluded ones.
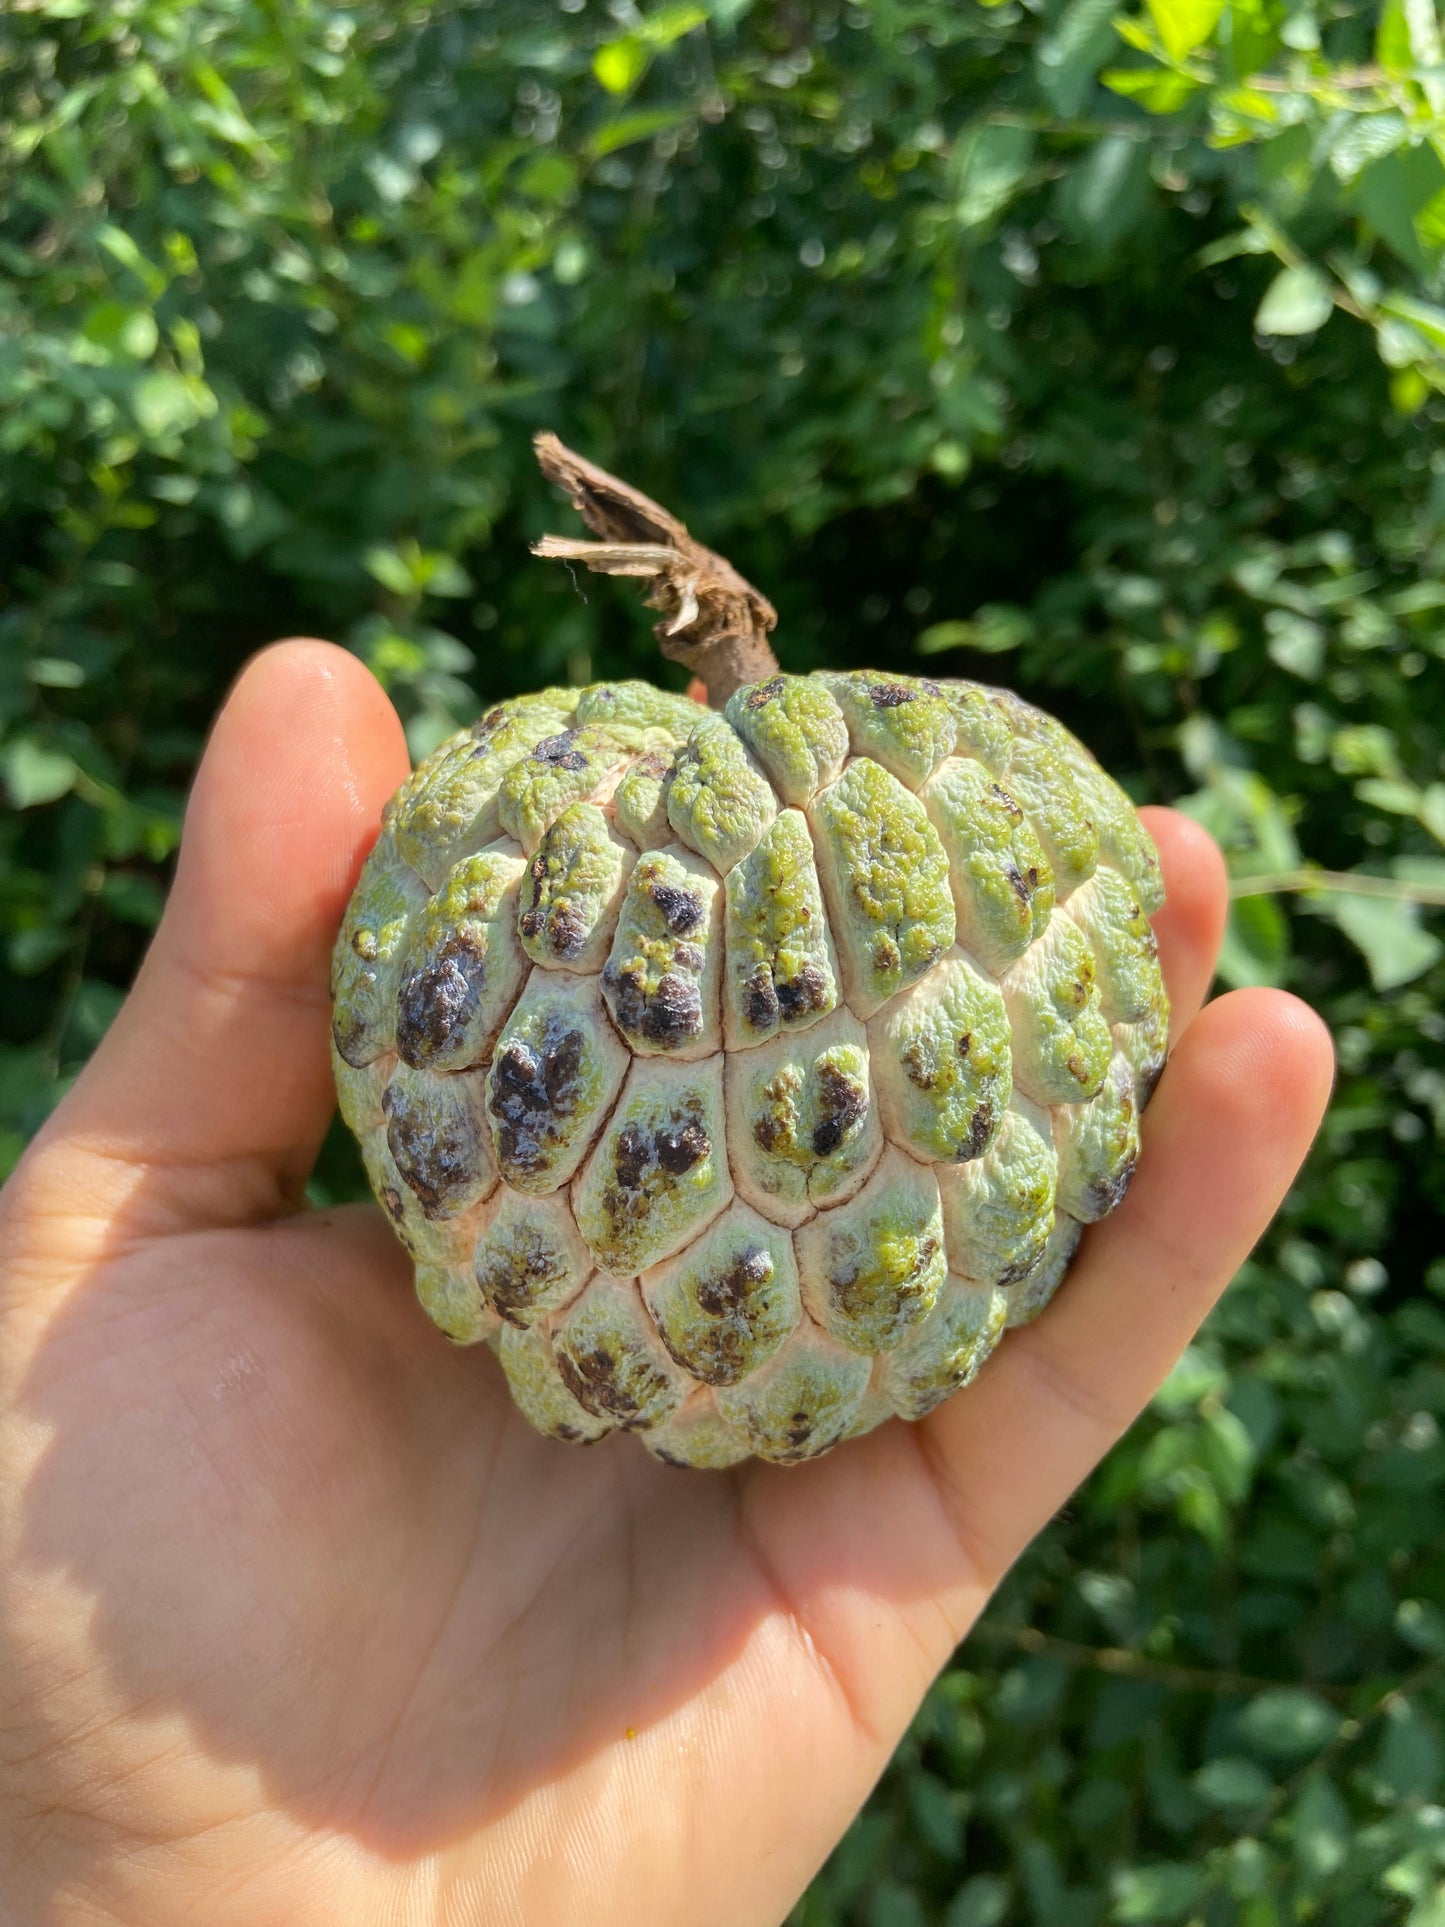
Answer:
[0,643,1333,1927]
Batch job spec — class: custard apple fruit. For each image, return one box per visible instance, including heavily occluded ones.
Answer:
[330,436,1168,1468]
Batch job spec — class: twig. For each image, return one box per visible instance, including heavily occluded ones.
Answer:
[968,1622,1353,1702]
[1229,869,1445,907]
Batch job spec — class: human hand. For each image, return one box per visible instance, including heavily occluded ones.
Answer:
[0,642,1334,1927]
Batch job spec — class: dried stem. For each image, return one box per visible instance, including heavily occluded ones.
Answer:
[532,431,781,708]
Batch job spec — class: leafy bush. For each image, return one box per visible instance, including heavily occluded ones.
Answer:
[3,1,1443,1919]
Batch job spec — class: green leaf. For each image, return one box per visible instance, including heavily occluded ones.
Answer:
[1063,133,1153,247]
[1154,1344,1230,1413]
[1325,111,1408,185]
[1114,1862,1205,1922]
[945,1878,1010,1927]
[1102,66,1201,111]
[1291,1772,1350,1879]
[95,223,166,298]
[81,301,159,360]
[1193,1756,1274,1808]
[1236,1688,1343,1762]
[1217,893,1290,989]
[589,108,692,159]
[593,36,648,95]
[1357,145,1445,271]
[9,926,73,975]
[131,372,208,439]
[1264,610,1325,677]
[917,605,1031,655]
[1396,1598,1445,1656]
[1255,265,1334,335]
[1324,889,1443,991]
[1378,0,1444,76]
[907,1771,963,1857]
[1221,0,1286,78]
[99,871,166,928]
[1372,1702,1443,1804]
[364,546,421,596]
[1146,0,1225,60]
[1377,290,1445,353]
[635,4,708,47]
[3,738,78,808]
[951,122,1034,229]
[1035,0,1120,116]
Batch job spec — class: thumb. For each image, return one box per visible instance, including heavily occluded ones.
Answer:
[37,640,410,1228]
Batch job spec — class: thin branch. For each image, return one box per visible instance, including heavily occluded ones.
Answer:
[1230,869,1445,907]
[968,1622,1353,1702]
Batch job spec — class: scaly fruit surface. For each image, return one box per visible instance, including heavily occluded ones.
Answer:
[330,440,1168,1467]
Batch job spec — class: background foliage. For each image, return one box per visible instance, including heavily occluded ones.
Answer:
[4,0,1445,1919]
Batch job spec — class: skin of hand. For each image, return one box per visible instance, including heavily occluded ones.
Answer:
[0,642,1334,1927]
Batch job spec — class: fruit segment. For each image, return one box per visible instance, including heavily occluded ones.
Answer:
[573,1055,732,1275]
[723,809,838,1048]
[808,757,956,1018]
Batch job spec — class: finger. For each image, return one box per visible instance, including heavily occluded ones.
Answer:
[1140,806,1227,1038]
[918,986,1334,1588]
[50,641,410,1217]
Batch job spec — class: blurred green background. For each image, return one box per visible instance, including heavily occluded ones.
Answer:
[4,1,1445,1920]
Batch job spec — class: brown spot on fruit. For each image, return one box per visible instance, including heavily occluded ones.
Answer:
[1085,1153,1138,1216]
[395,930,486,1067]
[648,880,702,935]
[384,1089,483,1218]
[811,1062,868,1156]
[613,1124,651,1194]
[696,1246,771,1316]
[901,1040,934,1091]
[532,730,588,772]
[655,1119,710,1175]
[868,682,915,709]
[745,677,786,709]
[775,963,829,1022]
[488,1023,586,1179]
[603,960,703,1047]
[955,1106,995,1161]
[557,1345,669,1428]
[990,783,1025,823]
[743,969,780,1033]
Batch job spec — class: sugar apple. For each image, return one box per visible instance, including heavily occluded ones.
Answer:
[330,434,1169,1468]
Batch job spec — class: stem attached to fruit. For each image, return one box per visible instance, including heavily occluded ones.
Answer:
[532,431,782,708]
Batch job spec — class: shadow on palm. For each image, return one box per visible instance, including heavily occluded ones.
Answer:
[13,1179,964,1864]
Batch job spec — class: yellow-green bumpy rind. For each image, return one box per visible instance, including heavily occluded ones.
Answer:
[723,810,838,1047]
[666,714,778,873]
[642,1202,801,1387]
[518,802,634,975]
[572,1056,732,1275]
[724,674,849,807]
[809,757,955,1017]
[817,670,957,788]
[868,952,1013,1165]
[333,677,1169,1466]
